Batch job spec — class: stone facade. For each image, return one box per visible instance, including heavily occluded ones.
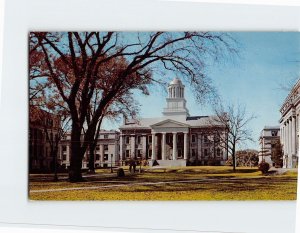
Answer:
[29,107,60,172]
[259,126,280,167]
[280,79,300,168]
[119,78,228,167]
[59,130,120,169]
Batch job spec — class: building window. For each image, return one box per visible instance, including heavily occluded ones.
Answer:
[126,136,130,144]
[104,134,109,139]
[104,144,108,150]
[137,149,142,158]
[191,134,196,143]
[203,135,209,143]
[96,145,100,151]
[271,131,278,136]
[192,149,196,157]
[148,135,152,143]
[104,154,108,160]
[216,148,221,157]
[177,134,182,143]
[148,149,152,158]
[178,148,183,158]
[214,135,220,143]
[126,150,130,158]
[62,145,67,152]
[137,135,142,144]
[204,149,208,157]
[167,134,173,144]
[62,154,67,160]
[96,154,100,160]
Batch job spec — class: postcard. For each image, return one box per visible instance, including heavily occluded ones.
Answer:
[28,31,298,201]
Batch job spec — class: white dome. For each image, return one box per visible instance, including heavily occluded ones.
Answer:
[170,77,182,85]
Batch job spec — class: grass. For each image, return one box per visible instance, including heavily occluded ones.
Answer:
[29,166,298,201]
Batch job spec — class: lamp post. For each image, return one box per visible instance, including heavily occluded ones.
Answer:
[53,151,58,182]
[110,154,113,173]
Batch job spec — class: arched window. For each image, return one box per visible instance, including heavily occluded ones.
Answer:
[216,148,221,157]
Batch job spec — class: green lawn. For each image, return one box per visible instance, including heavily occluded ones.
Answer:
[29,166,298,201]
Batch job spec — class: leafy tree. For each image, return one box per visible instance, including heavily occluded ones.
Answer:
[271,140,283,167]
[29,32,236,182]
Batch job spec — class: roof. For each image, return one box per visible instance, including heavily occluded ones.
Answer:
[169,77,183,85]
[119,115,224,129]
[263,126,280,130]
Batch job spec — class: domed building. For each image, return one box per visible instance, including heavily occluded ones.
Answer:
[119,77,229,167]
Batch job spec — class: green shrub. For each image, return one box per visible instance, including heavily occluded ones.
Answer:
[258,162,270,174]
[117,168,125,177]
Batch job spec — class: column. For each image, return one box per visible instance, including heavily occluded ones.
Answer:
[197,133,202,161]
[131,136,135,158]
[282,125,285,153]
[119,134,123,161]
[66,144,70,167]
[59,145,62,161]
[142,135,147,159]
[298,116,300,157]
[286,121,289,156]
[173,132,177,160]
[292,116,296,155]
[183,132,188,160]
[284,123,287,155]
[288,119,292,155]
[162,133,166,160]
[100,144,104,163]
[287,119,292,168]
[151,133,156,160]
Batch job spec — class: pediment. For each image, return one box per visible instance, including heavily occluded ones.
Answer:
[150,119,189,128]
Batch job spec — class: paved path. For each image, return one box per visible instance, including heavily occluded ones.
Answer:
[269,167,298,175]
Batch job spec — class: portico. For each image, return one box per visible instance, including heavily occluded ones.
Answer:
[150,119,189,162]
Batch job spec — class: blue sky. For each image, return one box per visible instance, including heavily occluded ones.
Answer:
[103,32,300,150]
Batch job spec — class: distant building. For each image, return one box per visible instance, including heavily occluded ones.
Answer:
[119,77,228,167]
[29,107,61,172]
[280,79,300,168]
[59,130,120,169]
[259,126,280,166]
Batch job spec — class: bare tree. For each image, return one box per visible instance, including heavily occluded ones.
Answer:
[212,103,256,171]
[236,150,259,167]
[29,32,237,182]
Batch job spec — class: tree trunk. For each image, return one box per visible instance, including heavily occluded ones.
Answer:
[69,126,84,182]
[53,147,58,181]
[232,148,236,172]
[88,145,96,174]
[88,117,103,174]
